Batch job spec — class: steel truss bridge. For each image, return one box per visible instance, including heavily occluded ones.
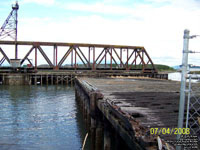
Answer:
[0,40,157,73]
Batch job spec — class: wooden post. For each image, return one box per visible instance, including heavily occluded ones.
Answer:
[66,76,68,86]
[34,75,37,85]
[56,76,59,85]
[104,119,111,150]
[91,117,96,150]
[95,114,103,150]
[61,75,64,85]
[40,75,42,85]
[70,75,73,86]
[46,75,48,85]
[2,74,4,84]
[51,75,53,85]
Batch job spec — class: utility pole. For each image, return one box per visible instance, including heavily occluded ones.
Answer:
[176,29,190,150]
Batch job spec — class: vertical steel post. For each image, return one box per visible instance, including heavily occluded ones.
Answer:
[142,50,144,72]
[53,46,55,66]
[120,48,122,68]
[135,50,137,68]
[71,49,73,67]
[56,46,57,67]
[89,47,90,65]
[74,47,77,69]
[127,48,129,70]
[93,47,95,70]
[35,47,37,70]
[110,48,112,70]
[105,49,107,68]
[177,29,190,149]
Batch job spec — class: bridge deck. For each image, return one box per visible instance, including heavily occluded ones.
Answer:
[78,77,181,149]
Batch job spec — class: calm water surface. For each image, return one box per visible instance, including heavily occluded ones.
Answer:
[0,85,90,150]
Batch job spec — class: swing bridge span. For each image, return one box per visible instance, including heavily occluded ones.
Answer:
[0,40,157,72]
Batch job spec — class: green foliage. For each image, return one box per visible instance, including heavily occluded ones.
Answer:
[154,64,175,71]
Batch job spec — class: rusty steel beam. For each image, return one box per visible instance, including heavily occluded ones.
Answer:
[0,57,5,65]
[74,48,87,68]
[77,47,90,67]
[113,48,125,67]
[125,50,135,69]
[120,48,122,68]
[96,48,108,68]
[37,46,53,67]
[53,45,58,66]
[92,47,95,70]
[26,58,33,66]
[94,48,106,64]
[105,48,107,68]
[0,47,10,64]
[143,48,157,72]
[71,48,73,67]
[128,51,140,70]
[107,48,120,69]
[0,40,144,49]
[21,46,34,65]
[58,46,73,67]
[35,47,37,70]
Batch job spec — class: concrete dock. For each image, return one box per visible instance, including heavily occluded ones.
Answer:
[75,77,181,150]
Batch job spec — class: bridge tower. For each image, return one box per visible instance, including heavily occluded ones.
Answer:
[0,1,19,59]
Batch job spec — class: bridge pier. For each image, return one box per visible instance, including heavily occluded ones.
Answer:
[1,73,30,85]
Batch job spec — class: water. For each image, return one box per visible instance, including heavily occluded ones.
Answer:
[168,72,182,81]
[168,72,200,82]
[0,85,90,150]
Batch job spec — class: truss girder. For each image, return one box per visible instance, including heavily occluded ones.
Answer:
[0,40,157,73]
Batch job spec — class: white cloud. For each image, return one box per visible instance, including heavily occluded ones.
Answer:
[21,0,55,5]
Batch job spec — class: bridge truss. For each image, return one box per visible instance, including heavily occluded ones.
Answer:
[0,40,157,73]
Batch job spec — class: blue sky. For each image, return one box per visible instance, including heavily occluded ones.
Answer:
[0,0,200,66]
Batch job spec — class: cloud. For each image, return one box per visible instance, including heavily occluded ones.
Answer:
[21,0,55,5]
[14,0,200,66]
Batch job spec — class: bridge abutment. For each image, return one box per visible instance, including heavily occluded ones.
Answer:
[1,74,29,85]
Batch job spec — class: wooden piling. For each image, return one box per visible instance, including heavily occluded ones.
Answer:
[41,75,42,85]
[104,119,111,150]
[46,75,48,85]
[61,75,63,85]
[71,75,73,86]
[66,76,69,85]
[90,117,96,150]
[95,118,103,150]
[51,75,53,85]
[34,75,37,85]
[2,74,4,84]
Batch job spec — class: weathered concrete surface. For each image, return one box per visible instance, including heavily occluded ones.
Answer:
[4,74,29,85]
[77,77,181,149]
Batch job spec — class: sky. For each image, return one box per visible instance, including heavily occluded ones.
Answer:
[0,0,200,66]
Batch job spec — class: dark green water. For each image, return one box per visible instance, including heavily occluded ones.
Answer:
[0,85,90,150]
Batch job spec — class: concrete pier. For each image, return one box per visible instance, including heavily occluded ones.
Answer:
[75,77,182,150]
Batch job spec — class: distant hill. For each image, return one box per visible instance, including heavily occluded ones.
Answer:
[153,64,175,71]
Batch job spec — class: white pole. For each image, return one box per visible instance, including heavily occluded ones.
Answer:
[176,29,190,150]
[186,75,191,128]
